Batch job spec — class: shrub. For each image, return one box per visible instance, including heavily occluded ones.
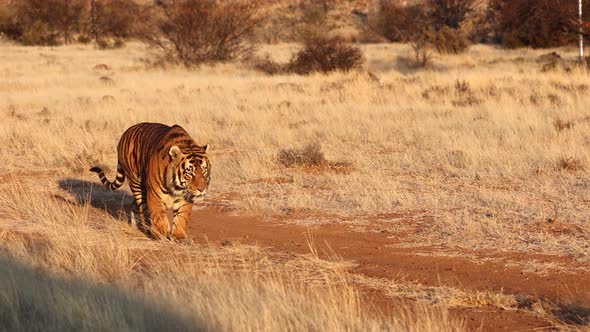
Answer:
[371,3,429,42]
[78,35,92,44]
[96,38,110,50]
[373,0,475,41]
[557,157,585,172]
[278,143,326,167]
[432,26,469,54]
[428,0,476,30]
[286,32,364,74]
[250,54,285,75]
[94,38,125,50]
[142,0,261,66]
[1,0,87,45]
[373,0,474,57]
[0,5,22,40]
[113,38,125,48]
[90,0,140,40]
[19,21,60,46]
[409,29,434,67]
[490,0,590,48]
[18,0,87,44]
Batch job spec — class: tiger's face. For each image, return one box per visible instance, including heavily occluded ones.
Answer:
[169,145,211,203]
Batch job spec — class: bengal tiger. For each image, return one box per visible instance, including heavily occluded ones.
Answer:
[90,122,211,241]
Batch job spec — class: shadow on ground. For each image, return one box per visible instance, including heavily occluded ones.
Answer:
[58,178,133,221]
[555,304,590,326]
[0,255,203,331]
[515,283,590,327]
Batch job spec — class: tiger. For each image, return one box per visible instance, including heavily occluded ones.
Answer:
[90,122,211,241]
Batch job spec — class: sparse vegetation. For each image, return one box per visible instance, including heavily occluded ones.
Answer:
[287,32,364,74]
[141,0,261,66]
[373,0,475,62]
[278,143,326,167]
[252,31,364,75]
[489,0,590,48]
[6,0,87,45]
[1,2,590,330]
[90,0,139,40]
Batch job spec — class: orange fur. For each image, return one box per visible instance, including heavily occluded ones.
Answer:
[91,122,211,240]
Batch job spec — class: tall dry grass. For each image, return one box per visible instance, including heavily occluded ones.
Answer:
[0,182,464,331]
[1,42,588,259]
[1,39,590,330]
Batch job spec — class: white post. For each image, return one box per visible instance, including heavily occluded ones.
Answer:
[580,0,584,63]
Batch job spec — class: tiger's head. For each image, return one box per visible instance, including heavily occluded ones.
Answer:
[168,144,211,203]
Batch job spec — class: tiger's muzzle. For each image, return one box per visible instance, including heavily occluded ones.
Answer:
[185,189,207,203]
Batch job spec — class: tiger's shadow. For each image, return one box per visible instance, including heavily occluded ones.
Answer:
[58,178,134,222]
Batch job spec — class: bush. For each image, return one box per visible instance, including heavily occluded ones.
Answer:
[432,26,469,54]
[113,38,125,48]
[371,3,428,42]
[0,5,22,40]
[78,35,92,44]
[490,0,590,48]
[95,38,125,50]
[286,32,364,74]
[96,39,109,49]
[250,54,285,75]
[373,0,474,57]
[18,0,87,44]
[90,0,140,40]
[142,0,261,66]
[20,21,60,46]
[373,0,475,41]
[1,0,87,45]
[278,143,326,168]
[428,0,476,30]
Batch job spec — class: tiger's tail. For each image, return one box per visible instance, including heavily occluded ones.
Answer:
[90,164,125,191]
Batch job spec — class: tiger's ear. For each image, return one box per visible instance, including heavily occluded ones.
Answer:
[203,144,209,152]
[169,145,181,160]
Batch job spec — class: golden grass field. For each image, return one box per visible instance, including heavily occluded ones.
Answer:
[0,40,589,330]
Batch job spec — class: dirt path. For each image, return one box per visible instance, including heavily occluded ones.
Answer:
[188,206,590,331]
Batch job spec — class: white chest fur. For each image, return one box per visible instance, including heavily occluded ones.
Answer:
[161,194,176,209]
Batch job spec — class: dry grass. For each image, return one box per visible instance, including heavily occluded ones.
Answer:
[0,182,464,331]
[1,42,589,258]
[1,40,590,329]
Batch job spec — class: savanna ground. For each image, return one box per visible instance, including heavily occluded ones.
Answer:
[0,40,589,331]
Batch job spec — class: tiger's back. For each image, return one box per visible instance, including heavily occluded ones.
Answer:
[117,122,177,185]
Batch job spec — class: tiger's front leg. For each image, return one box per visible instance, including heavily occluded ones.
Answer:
[170,200,193,240]
[146,191,170,239]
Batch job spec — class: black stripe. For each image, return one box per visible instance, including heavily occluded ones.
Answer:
[168,132,187,140]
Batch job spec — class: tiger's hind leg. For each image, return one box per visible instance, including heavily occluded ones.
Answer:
[129,178,150,234]
[129,202,141,226]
